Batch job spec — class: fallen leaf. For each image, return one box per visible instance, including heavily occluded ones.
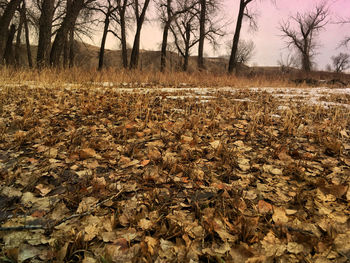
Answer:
[258,200,273,214]
[140,159,150,166]
[144,236,158,255]
[138,218,153,230]
[210,140,221,149]
[272,206,289,225]
[76,197,99,213]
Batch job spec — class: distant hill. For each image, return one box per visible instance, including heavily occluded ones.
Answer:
[73,41,232,72]
[11,41,350,84]
[14,41,230,72]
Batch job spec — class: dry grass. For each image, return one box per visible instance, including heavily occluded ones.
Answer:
[0,67,293,88]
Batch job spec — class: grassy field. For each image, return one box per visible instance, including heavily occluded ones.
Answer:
[0,68,350,263]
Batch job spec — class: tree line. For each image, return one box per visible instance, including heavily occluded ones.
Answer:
[0,0,349,73]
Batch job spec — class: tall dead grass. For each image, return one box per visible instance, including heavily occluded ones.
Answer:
[0,67,292,87]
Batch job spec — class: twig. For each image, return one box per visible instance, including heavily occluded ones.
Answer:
[0,225,44,231]
[54,189,124,227]
[0,189,124,232]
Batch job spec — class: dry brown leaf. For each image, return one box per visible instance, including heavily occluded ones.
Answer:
[144,236,158,255]
[76,197,99,213]
[258,200,273,214]
[317,179,348,199]
[210,140,220,149]
[35,184,52,196]
[272,206,289,225]
[138,218,153,230]
[261,231,286,257]
[140,159,150,166]
[79,148,101,159]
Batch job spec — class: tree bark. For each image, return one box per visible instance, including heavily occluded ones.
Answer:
[302,53,311,72]
[98,15,110,70]
[118,0,128,68]
[15,4,25,67]
[129,0,150,69]
[160,0,172,72]
[23,0,32,68]
[68,27,74,67]
[50,0,84,67]
[228,0,245,74]
[197,0,206,70]
[183,23,191,71]
[160,20,171,72]
[37,0,54,68]
[63,34,69,67]
[129,26,141,69]
[3,24,16,65]
[0,0,22,61]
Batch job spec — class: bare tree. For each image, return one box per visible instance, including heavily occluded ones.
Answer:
[170,0,223,71]
[335,17,350,47]
[331,52,350,73]
[118,0,130,68]
[169,3,199,71]
[15,2,25,66]
[50,0,95,67]
[226,38,254,64]
[95,0,119,70]
[158,0,197,72]
[129,0,150,69]
[0,0,22,62]
[37,0,55,68]
[227,0,256,73]
[95,0,132,70]
[197,0,222,70]
[3,24,16,65]
[22,0,33,67]
[197,0,205,70]
[13,0,33,67]
[279,2,329,72]
[277,52,299,73]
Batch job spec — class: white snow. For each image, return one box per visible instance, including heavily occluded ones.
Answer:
[1,81,349,109]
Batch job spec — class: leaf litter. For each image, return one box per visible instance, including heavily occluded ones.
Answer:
[0,82,350,262]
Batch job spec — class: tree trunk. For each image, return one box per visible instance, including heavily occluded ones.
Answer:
[63,34,69,67]
[69,28,74,68]
[0,0,22,61]
[129,0,150,69]
[15,4,25,67]
[118,0,128,68]
[302,53,311,72]
[160,0,172,72]
[183,23,190,72]
[120,18,128,68]
[129,26,141,69]
[50,0,84,67]
[98,15,110,70]
[160,21,171,72]
[183,50,189,71]
[37,0,54,68]
[197,0,206,70]
[23,0,32,68]
[228,0,245,74]
[3,24,16,65]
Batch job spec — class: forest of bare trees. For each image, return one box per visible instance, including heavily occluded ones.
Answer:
[0,0,349,73]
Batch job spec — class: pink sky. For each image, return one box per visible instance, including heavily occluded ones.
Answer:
[101,0,350,69]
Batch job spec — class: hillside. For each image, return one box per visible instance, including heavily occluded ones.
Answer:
[11,41,350,84]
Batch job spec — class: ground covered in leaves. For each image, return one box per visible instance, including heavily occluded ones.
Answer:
[1,81,350,262]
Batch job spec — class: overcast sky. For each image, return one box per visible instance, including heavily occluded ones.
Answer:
[99,0,350,69]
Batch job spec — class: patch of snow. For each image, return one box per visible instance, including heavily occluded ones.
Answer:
[277,106,290,111]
